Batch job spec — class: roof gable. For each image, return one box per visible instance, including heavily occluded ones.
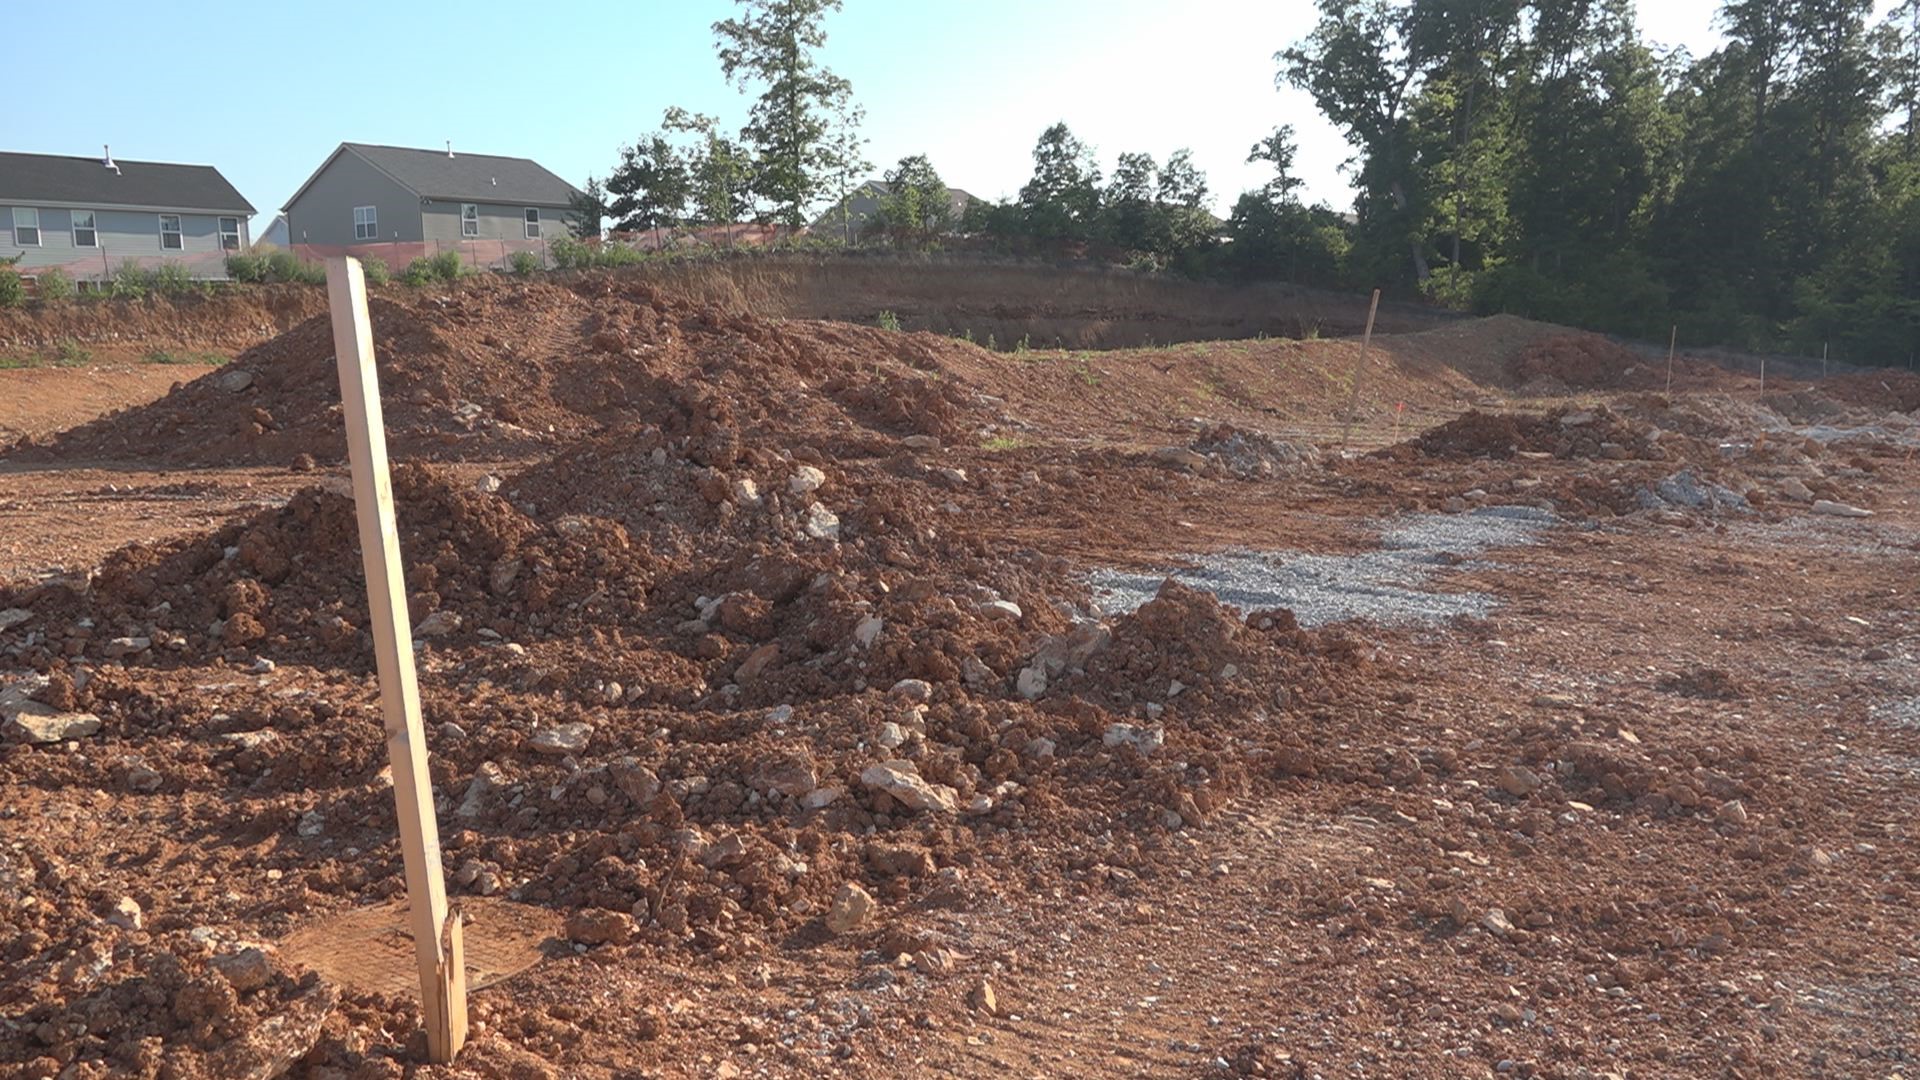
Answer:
[0,151,254,213]
[343,143,583,205]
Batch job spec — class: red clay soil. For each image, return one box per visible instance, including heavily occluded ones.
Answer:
[3,272,1918,1079]
[0,286,324,353]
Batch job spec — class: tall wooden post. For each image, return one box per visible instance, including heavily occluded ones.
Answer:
[1340,288,1383,453]
[325,256,468,1063]
[1665,325,1677,395]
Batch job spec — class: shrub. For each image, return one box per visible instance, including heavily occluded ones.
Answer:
[110,262,154,299]
[876,310,901,332]
[508,250,540,276]
[151,263,195,296]
[53,340,92,366]
[549,236,590,269]
[225,253,267,283]
[361,257,391,286]
[0,268,22,308]
[35,269,74,301]
[401,258,438,286]
[427,250,465,281]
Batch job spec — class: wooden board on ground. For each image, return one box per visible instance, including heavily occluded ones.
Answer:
[281,898,562,998]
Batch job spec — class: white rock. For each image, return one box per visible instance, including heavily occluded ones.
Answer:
[474,474,503,494]
[889,678,933,703]
[876,722,907,750]
[296,810,325,837]
[415,610,462,638]
[1167,679,1186,698]
[1024,737,1057,760]
[901,434,940,450]
[102,636,151,659]
[530,722,593,756]
[966,794,994,814]
[216,368,255,393]
[0,608,30,631]
[107,897,144,930]
[1103,722,1165,755]
[789,465,827,495]
[860,759,959,813]
[457,761,508,818]
[980,599,1023,622]
[803,502,841,541]
[609,758,661,805]
[1016,664,1048,700]
[731,477,762,507]
[853,614,883,648]
[801,786,843,810]
[1812,499,1873,518]
[825,881,876,934]
[7,706,102,744]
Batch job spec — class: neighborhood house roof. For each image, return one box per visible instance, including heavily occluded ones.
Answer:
[319,143,583,207]
[809,180,979,231]
[0,150,254,213]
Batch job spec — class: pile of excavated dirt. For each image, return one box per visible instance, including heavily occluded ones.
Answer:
[1397,405,1670,462]
[5,277,991,466]
[1816,368,1920,413]
[1505,333,1748,394]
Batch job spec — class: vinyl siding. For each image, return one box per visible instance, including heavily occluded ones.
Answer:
[283,149,424,246]
[421,199,574,244]
[0,204,245,279]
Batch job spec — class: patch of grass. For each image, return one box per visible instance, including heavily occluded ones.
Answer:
[143,349,227,366]
[980,434,1027,451]
[51,340,92,366]
[876,310,901,332]
[1,340,93,368]
[1071,360,1102,386]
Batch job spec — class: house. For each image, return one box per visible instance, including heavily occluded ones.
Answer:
[256,213,290,249]
[0,147,255,280]
[281,143,583,265]
[809,180,979,242]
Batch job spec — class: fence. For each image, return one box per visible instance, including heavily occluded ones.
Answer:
[288,236,554,273]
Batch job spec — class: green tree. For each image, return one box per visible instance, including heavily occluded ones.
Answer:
[713,0,857,227]
[567,176,609,240]
[1019,123,1104,243]
[820,97,871,243]
[606,134,691,240]
[873,154,953,247]
[665,108,756,236]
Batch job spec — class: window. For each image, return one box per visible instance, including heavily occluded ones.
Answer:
[11,207,40,246]
[159,214,183,250]
[460,203,478,238]
[219,216,241,250]
[523,207,540,239]
[353,205,377,241]
[71,210,96,247]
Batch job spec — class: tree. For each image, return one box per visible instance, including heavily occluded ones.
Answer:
[874,154,953,247]
[1019,123,1103,243]
[605,134,691,240]
[713,0,857,227]
[820,97,871,243]
[666,108,756,235]
[567,176,609,240]
[1248,126,1306,200]
[1103,151,1161,251]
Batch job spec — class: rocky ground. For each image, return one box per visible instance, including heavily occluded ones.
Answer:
[2,272,1916,1079]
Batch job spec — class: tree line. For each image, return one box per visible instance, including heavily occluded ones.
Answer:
[576,0,1920,366]
[1284,0,1920,363]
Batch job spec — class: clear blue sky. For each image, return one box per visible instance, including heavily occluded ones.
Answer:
[7,0,1819,232]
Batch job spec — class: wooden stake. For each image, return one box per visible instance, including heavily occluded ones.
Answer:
[1822,340,1829,378]
[1340,288,1382,453]
[324,256,468,1064]
[1665,325,1677,395]
[1760,354,1766,393]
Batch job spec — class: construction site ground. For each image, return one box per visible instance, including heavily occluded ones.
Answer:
[2,270,1917,1080]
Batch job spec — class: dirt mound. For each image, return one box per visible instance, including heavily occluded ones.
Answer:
[8,276,992,466]
[1813,368,1920,413]
[1400,405,1669,462]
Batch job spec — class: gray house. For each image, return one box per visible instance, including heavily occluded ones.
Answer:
[0,148,254,281]
[281,143,583,261]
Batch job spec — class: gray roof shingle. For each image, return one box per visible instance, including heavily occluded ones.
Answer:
[0,150,254,212]
[344,143,582,205]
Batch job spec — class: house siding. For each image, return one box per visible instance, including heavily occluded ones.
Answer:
[1,204,244,280]
[420,199,574,245]
[284,149,424,246]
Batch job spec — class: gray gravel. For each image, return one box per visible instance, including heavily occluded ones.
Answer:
[1089,505,1558,628]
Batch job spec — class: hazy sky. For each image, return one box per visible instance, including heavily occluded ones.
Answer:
[6,1,1896,229]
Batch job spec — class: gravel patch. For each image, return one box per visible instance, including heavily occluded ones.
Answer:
[1089,505,1559,627]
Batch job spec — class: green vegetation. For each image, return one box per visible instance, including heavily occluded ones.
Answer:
[509,250,541,276]
[980,434,1027,451]
[875,309,901,331]
[35,269,74,302]
[403,250,466,286]
[225,252,325,285]
[361,257,390,286]
[0,268,21,308]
